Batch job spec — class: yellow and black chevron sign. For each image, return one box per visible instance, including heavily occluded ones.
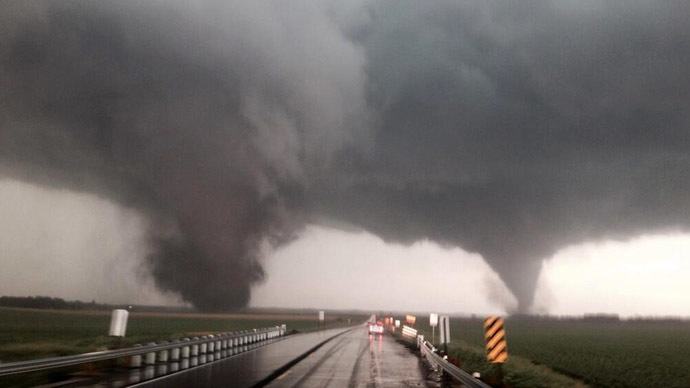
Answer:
[484,316,508,363]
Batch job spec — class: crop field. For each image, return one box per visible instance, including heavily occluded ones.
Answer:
[413,316,690,388]
[0,307,364,363]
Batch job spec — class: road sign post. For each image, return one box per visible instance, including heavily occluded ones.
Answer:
[439,315,450,354]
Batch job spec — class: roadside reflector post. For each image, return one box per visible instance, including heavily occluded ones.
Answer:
[439,315,450,355]
[318,310,325,330]
[483,316,509,383]
[430,313,439,345]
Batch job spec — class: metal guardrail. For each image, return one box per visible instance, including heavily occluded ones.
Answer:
[417,336,492,388]
[0,326,285,377]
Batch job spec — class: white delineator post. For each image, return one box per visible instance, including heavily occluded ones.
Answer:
[430,313,439,344]
[109,309,129,337]
[109,309,129,359]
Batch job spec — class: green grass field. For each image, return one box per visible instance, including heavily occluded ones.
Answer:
[0,307,364,363]
[412,316,690,388]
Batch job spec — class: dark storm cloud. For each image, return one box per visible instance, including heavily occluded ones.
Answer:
[0,0,369,311]
[2,0,690,312]
[313,0,690,311]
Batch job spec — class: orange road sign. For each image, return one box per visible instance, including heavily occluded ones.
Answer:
[484,316,508,363]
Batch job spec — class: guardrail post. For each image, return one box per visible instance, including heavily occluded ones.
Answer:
[170,340,181,361]
[181,338,191,358]
[220,334,227,357]
[144,343,156,365]
[191,337,199,357]
[207,335,215,353]
[200,336,208,354]
[130,344,143,368]
[157,341,169,363]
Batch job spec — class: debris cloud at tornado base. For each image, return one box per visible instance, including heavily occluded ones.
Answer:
[2,0,690,312]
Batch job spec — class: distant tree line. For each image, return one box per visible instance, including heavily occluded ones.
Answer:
[0,295,197,313]
[0,296,110,310]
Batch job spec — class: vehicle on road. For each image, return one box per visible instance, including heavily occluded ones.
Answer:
[368,320,384,335]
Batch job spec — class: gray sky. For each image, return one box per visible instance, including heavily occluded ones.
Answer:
[2,178,690,316]
[2,0,690,314]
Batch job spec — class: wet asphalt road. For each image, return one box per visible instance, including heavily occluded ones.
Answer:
[127,326,432,388]
[267,326,430,388]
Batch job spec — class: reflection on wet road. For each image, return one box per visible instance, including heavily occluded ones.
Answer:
[127,325,432,388]
[267,326,430,387]
[130,327,354,388]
